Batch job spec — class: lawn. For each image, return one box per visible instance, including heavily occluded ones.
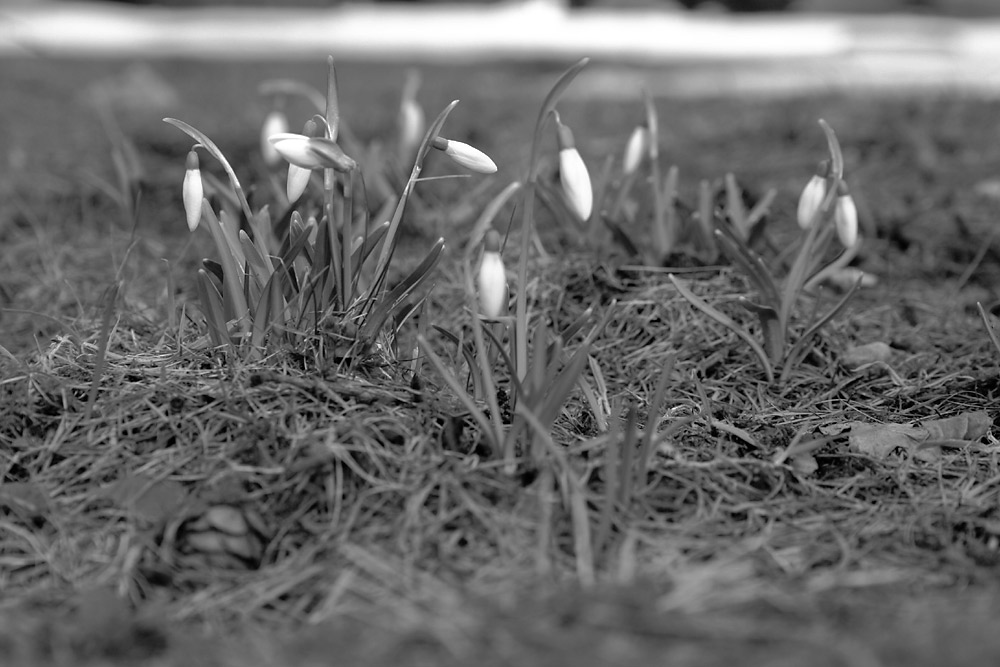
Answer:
[2,54,1000,667]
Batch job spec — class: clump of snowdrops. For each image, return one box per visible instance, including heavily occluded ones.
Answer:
[169,57,496,366]
[418,58,611,472]
[668,120,865,385]
[595,96,868,385]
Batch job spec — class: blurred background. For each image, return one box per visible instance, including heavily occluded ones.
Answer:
[10,0,999,12]
[5,0,1000,61]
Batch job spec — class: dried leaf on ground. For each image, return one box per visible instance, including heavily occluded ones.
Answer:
[846,410,992,462]
[841,341,892,370]
[178,504,268,569]
[789,451,818,476]
[822,267,878,291]
[102,473,190,526]
[0,481,52,523]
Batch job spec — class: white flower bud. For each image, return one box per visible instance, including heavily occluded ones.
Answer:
[559,147,593,222]
[834,187,859,248]
[260,109,289,167]
[397,71,425,163]
[182,150,203,233]
[623,125,650,175]
[286,164,311,202]
[554,115,592,222]
[398,99,425,160]
[477,230,507,319]
[268,133,356,172]
[432,137,497,174]
[796,174,826,230]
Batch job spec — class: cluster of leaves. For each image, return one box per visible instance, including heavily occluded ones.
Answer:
[167,58,490,367]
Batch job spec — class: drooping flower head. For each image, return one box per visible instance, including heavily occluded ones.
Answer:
[622,124,650,176]
[477,229,507,319]
[182,149,203,233]
[431,136,497,174]
[268,131,356,172]
[277,120,318,202]
[269,119,356,201]
[397,69,425,163]
[796,161,829,230]
[834,181,859,248]
[554,112,592,222]
[260,107,290,167]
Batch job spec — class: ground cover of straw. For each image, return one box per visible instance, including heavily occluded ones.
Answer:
[2,58,1000,666]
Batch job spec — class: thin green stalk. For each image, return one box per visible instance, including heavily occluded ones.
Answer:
[670,274,774,383]
[465,264,506,465]
[365,100,460,316]
[643,88,669,260]
[326,56,341,142]
[201,203,250,338]
[84,281,120,421]
[324,169,343,311]
[515,58,589,382]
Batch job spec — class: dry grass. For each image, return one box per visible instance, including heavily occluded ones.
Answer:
[3,243,1000,664]
[3,59,1000,666]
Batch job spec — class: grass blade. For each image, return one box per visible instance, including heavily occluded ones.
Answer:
[196,268,229,349]
[780,274,862,384]
[239,229,273,291]
[360,238,445,344]
[643,87,669,261]
[979,302,1000,359]
[669,274,774,383]
[418,335,501,455]
[83,281,120,421]
[713,227,780,307]
[527,57,590,181]
[367,101,460,310]
[250,269,286,350]
[201,203,250,336]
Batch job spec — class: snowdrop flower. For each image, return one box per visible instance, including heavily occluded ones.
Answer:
[796,173,827,230]
[269,120,356,201]
[182,149,203,233]
[260,109,289,167]
[431,136,497,174]
[555,114,592,222]
[834,183,859,248]
[622,124,650,176]
[268,132,356,173]
[285,162,312,202]
[397,70,425,162]
[477,230,507,319]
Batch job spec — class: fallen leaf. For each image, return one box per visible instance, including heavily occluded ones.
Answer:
[0,481,52,523]
[841,341,892,370]
[974,178,1000,200]
[847,410,992,462]
[789,451,818,476]
[920,411,991,442]
[822,267,878,291]
[103,473,189,526]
